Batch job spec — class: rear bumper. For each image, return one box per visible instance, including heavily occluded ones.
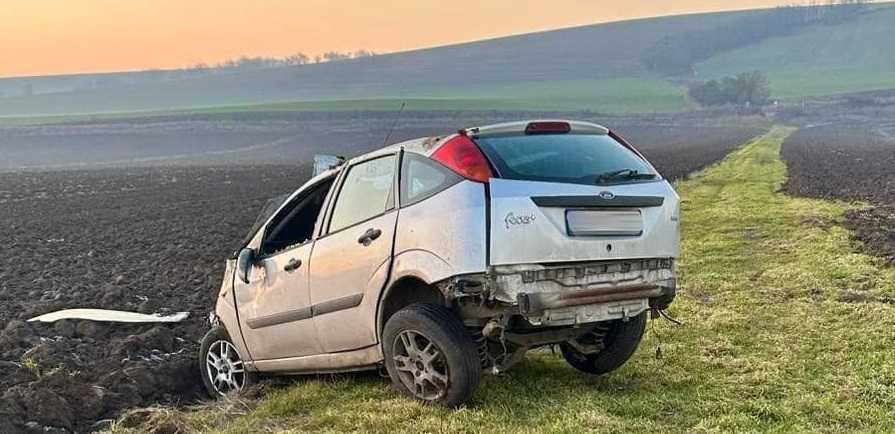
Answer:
[449,258,676,326]
[516,277,675,326]
[517,279,675,314]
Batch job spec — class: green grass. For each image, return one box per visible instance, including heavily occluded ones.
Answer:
[111,128,895,433]
[0,77,689,126]
[381,78,690,113]
[187,77,689,114]
[695,5,895,100]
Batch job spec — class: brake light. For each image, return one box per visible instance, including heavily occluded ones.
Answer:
[525,121,571,135]
[431,134,493,183]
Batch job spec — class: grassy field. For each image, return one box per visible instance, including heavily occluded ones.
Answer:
[167,77,689,115]
[696,5,895,100]
[110,127,895,433]
[374,78,690,113]
[0,77,689,124]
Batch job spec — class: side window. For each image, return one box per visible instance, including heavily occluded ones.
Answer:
[328,155,396,233]
[260,178,334,256]
[400,154,461,206]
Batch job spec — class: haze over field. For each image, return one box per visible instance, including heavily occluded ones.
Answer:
[3,0,839,77]
[2,1,893,117]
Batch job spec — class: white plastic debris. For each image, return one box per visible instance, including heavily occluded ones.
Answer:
[27,309,189,324]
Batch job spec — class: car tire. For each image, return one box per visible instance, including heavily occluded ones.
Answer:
[382,303,480,407]
[199,326,255,397]
[560,312,647,375]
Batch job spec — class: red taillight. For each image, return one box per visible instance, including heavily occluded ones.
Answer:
[431,134,492,183]
[525,121,571,135]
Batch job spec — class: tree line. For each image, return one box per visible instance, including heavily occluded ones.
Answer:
[688,71,772,107]
[92,49,380,85]
[178,49,376,78]
[190,49,376,73]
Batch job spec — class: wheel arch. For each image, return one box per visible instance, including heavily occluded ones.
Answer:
[376,275,446,341]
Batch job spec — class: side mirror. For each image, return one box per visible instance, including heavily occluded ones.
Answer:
[313,154,345,176]
[236,248,256,284]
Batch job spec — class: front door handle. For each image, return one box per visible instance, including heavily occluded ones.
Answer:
[284,258,302,272]
[357,228,382,246]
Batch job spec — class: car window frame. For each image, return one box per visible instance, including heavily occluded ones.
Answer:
[256,175,336,260]
[320,151,401,238]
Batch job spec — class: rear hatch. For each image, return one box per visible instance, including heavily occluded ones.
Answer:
[473,123,680,266]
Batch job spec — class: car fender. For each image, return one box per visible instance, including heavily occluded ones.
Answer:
[214,259,255,364]
[389,248,454,284]
[373,249,453,340]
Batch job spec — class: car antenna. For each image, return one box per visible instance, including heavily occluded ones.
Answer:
[381,101,406,147]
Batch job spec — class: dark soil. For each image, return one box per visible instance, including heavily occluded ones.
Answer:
[782,123,895,263]
[0,110,768,181]
[845,206,895,264]
[0,165,308,433]
[612,120,766,181]
[0,111,767,433]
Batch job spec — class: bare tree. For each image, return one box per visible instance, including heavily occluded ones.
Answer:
[323,51,352,62]
[285,53,310,65]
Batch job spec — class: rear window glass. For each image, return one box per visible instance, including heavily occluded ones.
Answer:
[400,154,461,206]
[474,134,655,185]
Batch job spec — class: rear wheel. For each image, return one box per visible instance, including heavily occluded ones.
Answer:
[199,326,255,397]
[560,313,647,375]
[383,303,480,407]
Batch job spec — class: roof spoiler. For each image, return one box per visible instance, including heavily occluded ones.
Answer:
[462,120,609,138]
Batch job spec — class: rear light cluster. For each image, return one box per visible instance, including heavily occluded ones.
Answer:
[430,134,493,183]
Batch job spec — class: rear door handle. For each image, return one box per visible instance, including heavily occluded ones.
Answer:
[357,228,382,246]
[284,258,302,272]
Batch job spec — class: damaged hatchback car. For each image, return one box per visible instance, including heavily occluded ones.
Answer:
[201,120,680,406]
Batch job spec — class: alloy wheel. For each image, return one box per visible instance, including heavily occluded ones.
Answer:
[205,340,246,395]
[391,330,450,401]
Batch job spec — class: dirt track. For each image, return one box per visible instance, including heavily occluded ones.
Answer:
[0,112,766,433]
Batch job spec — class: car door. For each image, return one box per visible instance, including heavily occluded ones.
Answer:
[234,177,334,361]
[309,154,399,353]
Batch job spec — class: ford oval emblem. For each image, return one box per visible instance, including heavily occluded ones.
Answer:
[599,191,615,200]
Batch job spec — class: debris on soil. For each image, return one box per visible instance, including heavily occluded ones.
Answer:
[0,165,309,433]
[28,309,190,324]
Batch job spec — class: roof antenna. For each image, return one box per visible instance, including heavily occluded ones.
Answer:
[381,101,406,147]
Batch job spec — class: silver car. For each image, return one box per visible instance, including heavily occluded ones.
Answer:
[200,120,680,406]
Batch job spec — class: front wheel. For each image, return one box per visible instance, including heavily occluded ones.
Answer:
[382,303,480,407]
[199,326,255,397]
[560,312,647,375]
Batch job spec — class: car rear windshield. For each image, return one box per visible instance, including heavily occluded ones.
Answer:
[474,133,656,186]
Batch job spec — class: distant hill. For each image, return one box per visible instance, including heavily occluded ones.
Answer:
[2,3,893,117]
[696,4,895,99]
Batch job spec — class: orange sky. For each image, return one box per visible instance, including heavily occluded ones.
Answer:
[2,0,814,77]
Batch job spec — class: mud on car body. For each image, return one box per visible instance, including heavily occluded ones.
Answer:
[201,120,680,406]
